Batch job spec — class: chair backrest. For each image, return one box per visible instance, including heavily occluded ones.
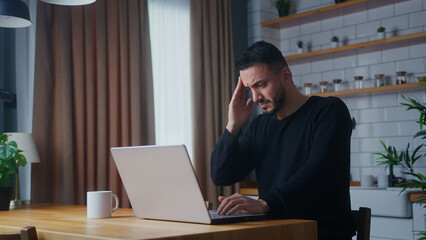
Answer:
[351,207,371,240]
[0,226,38,240]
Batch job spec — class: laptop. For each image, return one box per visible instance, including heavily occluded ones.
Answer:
[110,144,266,224]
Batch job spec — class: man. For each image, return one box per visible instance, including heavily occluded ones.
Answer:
[211,41,355,240]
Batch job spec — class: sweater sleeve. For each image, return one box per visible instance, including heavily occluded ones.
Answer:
[210,127,255,186]
[261,98,352,219]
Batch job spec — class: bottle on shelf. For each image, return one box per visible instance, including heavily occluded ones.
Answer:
[304,83,312,95]
[396,71,407,85]
[319,81,328,93]
[354,76,364,89]
[333,79,342,92]
[374,74,385,87]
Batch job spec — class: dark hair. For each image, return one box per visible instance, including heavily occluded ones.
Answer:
[235,41,288,71]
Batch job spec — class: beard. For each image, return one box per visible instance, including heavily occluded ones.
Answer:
[258,87,286,116]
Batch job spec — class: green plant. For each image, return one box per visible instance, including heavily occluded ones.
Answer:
[375,95,426,239]
[377,26,386,33]
[297,40,303,48]
[0,134,27,188]
[330,36,339,42]
[273,0,292,10]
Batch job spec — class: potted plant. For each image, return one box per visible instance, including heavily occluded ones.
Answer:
[297,40,304,54]
[330,36,339,48]
[273,0,292,17]
[375,95,426,239]
[377,26,386,39]
[0,134,27,211]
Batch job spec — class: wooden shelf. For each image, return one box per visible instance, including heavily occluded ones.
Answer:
[261,0,407,29]
[311,83,425,97]
[410,193,425,203]
[286,31,426,62]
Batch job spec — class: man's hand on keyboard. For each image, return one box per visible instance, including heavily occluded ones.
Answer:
[217,193,269,216]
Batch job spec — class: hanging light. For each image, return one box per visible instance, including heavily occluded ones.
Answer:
[0,0,31,28]
[41,0,96,6]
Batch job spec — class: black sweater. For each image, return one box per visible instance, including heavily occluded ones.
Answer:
[211,96,355,238]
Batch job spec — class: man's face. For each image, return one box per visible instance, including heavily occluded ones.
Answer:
[240,63,286,115]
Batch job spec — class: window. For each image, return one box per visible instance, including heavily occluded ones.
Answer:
[148,0,193,159]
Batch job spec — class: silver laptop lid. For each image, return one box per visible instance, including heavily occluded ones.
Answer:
[111,145,211,224]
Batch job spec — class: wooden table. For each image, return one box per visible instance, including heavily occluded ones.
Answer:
[0,204,317,240]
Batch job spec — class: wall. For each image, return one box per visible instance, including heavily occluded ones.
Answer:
[247,0,426,182]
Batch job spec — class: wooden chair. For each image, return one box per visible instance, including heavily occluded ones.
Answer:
[351,207,371,240]
[0,226,38,240]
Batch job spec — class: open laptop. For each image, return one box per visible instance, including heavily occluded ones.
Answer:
[110,144,266,224]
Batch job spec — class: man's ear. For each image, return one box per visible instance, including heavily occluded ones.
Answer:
[280,66,292,83]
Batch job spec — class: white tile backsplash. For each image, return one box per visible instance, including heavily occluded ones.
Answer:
[300,21,321,35]
[344,11,368,27]
[369,62,396,77]
[409,43,426,58]
[386,106,412,121]
[357,51,382,66]
[352,123,372,138]
[280,26,300,40]
[321,16,344,31]
[370,94,397,108]
[395,0,423,15]
[409,10,426,28]
[312,59,333,73]
[250,0,426,173]
[382,15,409,33]
[360,138,384,152]
[371,122,400,137]
[359,108,386,123]
[382,47,410,62]
[396,58,425,74]
[356,20,381,38]
[368,5,395,21]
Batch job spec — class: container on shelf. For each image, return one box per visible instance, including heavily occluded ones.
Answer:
[319,81,328,93]
[396,71,407,84]
[354,76,363,89]
[304,83,312,95]
[333,79,342,92]
[374,74,385,87]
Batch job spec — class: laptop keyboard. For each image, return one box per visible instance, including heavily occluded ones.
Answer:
[209,210,254,219]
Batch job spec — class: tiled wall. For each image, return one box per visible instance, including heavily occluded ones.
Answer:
[247,0,426,182]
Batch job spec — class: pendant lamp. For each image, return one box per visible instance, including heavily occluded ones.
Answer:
[0,0,31,28]
[41,0,96,6]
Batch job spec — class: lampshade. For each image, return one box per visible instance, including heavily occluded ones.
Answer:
[5,133,40,164]
[0,0,31,28]
[41,0,96,6]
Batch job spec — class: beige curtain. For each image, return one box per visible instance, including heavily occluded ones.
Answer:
[32,0,154,207]
[190,0,236,208]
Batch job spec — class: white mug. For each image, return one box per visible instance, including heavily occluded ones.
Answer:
[378,175,389,188]
[361,175,374,187]
[87,191,119,218]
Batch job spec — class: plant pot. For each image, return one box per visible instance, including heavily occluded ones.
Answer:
[278,8,289,17]
[297,48,303,54]
[331,41,338,48]
[0,187,11,211]
[377,32,385,39]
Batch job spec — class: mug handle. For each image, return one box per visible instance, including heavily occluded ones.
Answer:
[112,194,119,213]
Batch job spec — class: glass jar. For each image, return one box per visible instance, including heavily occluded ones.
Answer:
[319,81,328,93]
[374,74,384,87]
[304,83,312,95]
[396,71,407,84]
[333,79,342,92]
[354,76,363,89]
